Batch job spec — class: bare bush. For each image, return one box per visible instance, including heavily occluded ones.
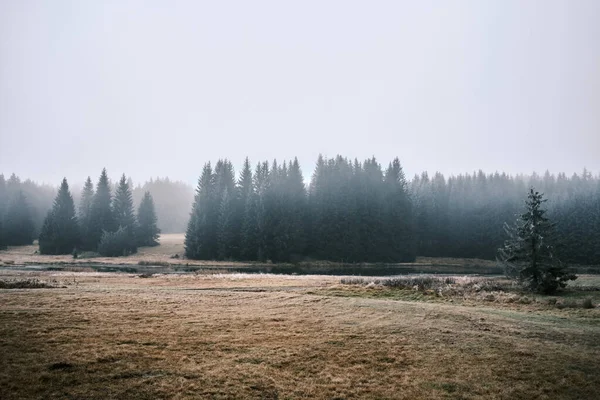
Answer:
[0,279,59,289]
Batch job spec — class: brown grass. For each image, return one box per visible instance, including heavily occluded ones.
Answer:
[0,271,599,399]
[0,234,248,267]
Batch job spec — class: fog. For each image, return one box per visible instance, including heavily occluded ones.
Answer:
[1,1,599,185]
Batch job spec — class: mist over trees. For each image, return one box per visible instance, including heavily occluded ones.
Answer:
[0,160,599,265]
[136,192,160,247]
[185,156,600,265]
[39,179,79,255]
[0,173,55,243]
[132,178,194,234]
[411,168,600,265]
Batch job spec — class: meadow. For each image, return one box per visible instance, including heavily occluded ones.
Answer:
[0,268,598,399]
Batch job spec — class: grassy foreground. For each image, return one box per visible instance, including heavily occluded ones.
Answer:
[0,271,599,399]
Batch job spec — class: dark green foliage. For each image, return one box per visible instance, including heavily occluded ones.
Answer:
[113,174,137,253]
[498,188,576,294]
[186,155,414,263]
[185,163,217,259]
[38,178,79,254]
[383,158,415,262]
[78,177,95,250]
[97,227,133,257]
[240,193,259,260]
[136,191,160,247]
[217,189,235,259]
[2,161,599,267]
[215,160,236,260]
[3,190,35,245]
[87,169,115,250]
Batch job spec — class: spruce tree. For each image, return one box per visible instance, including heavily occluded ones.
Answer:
[87,169,115,250]
[383,158,416,262]
[240,192,259,260]
[235,158,254,258]
[498,188,576,294]
[4,191,35,246]
[39,178,79,254]
[214,160,236,259]
[217,189,235,259]
[185,163,217,259]
[286,158,308,260]
[136,191,160,247]
[78,177,95,250]
[113,174,138,253]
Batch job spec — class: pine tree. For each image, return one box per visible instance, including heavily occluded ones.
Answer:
[78,177,95,250]
[39,178,79,254]
[498,188,576,294]
[113,174,137,253]
[4,191,35,246]
[240,193,259,260]
[136,191,160,247]
[213,160,236,259]
[285,158,308,260]
[185,163,217,259]
[235,158,254,258]
[217,189,235,259]
[383,158,416,262]
[87,169,115,250]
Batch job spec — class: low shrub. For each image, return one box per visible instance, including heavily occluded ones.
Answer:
[98,228,136,257]
[340,275,457,291]
[582,298,594,309]
[0,279,58,289]
[138,260,170,267]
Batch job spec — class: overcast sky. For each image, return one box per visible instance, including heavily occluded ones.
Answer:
[1,0,598,185]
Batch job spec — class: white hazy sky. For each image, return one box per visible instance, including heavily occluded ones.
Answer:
[1,0,599,185]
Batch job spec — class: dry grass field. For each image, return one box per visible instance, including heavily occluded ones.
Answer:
[0,270,599,399]
[0,234,496,267]
[0,234,233,267]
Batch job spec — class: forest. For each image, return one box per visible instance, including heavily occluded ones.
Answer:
[0,156,599,264]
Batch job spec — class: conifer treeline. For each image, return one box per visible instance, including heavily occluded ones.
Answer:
[411,169,600,264]
[185,156,600,265]
[2,160,599,265]
[185,156,416,263]
[0,169,161,255]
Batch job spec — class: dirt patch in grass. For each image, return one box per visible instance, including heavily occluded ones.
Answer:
[0,271,599,399]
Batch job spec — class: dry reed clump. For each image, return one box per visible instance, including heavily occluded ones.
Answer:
[63,266,95,273]
[340,275,517,291]
[555,297,596,309]
[0,278,61,289]
[340,275,523,302]
[138,260,170,267]
[340,275,467,291]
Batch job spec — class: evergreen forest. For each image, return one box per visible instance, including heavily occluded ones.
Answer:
[185,156,600,264]
[1,156,599,265]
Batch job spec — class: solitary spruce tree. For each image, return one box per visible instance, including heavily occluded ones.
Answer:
[136,191,160,247]
[39,178,79,254]
[498,188,576,294]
